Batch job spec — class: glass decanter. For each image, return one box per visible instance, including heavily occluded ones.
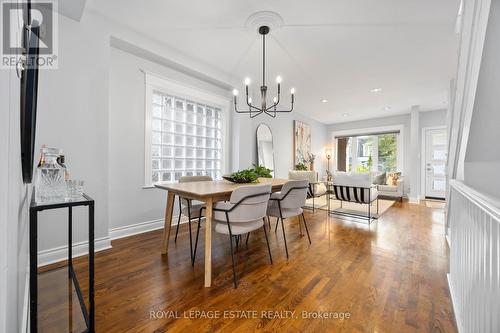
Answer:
[35,147,67,203]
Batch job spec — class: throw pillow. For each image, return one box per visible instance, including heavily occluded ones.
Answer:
[386,172,401,186]
[372,172,386,185]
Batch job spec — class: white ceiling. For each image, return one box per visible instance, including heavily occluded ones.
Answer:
[87,0,460,124]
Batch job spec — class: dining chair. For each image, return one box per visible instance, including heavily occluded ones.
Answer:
[193,184,272,288]
[288,170,327,212]
[174,175,212,262]
[267,179,311,259]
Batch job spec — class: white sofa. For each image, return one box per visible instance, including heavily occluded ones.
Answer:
[370,171,404,201]
[377,178,404,201]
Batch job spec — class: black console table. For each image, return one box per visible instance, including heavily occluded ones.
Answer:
[29,189,95,333]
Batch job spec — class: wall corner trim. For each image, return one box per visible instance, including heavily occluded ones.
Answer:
[408,197,421,204]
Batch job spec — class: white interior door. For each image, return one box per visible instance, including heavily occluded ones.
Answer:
[424,128,447,199]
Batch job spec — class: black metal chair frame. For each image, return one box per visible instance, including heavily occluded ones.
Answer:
[269,186,311,259]
[192,191,273,288]
[329,185,379,224]
[302,182,329,213]
[174,197,204,263]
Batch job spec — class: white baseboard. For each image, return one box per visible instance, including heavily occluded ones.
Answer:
[21,271,29,333]
[37,215,193,267]
[37,236,112,268]
[408,196,421,204]
[109,218,164,240]
[109,215,191,241]
[447,274,463,333]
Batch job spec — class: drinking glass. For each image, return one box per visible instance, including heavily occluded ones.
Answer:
[66,180,84,199]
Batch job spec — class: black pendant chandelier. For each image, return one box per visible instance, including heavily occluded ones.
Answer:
[233,25,295,118]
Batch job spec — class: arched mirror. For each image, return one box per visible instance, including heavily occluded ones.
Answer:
[256,123,275,177]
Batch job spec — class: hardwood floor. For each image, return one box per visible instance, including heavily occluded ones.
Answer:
[38,200,457,332]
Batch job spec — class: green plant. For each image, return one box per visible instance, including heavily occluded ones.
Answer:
[295,162,308,171]
[367,155,373,169]
[355,165,370,173]
[252,164,273,178]
[226,165,273,183]
[378,134,397,172]
[229,169,258,183]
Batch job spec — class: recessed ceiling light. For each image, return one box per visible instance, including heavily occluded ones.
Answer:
[320,99,328,103]
[384,106,391,110]
[370,88,382,93]
[342,112,349,117]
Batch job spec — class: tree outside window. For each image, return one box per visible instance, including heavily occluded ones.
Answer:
[337,133,399,173]
[377,134,397,172]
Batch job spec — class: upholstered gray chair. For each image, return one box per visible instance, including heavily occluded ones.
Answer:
[174,175,212,262]
[288,170,327,212]
[267,179,311,258]
[193,183,272,288]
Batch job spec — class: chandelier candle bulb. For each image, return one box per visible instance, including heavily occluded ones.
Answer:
[244,77,251,85]
[276,76,282,84]
[232,89,239,96]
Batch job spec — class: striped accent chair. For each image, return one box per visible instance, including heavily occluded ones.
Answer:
[331,172,379,223]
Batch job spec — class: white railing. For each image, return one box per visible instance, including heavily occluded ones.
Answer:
[447,179,500,333]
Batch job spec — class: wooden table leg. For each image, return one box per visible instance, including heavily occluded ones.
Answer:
[204,197,213,287]
[161,192,175,255]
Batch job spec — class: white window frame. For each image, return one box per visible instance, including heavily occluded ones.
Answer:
[332,125,404,174]
[143,72,230,187]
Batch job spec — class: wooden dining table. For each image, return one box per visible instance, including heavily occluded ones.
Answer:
[155,177,287,287]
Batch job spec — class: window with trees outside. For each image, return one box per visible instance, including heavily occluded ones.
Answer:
[336,132,400,173]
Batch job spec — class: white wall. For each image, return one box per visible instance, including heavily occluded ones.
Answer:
[35,13,112,257]
[33,10,234,256]
[108,47,232,231]
[464,0,500,199]
[250,114,328,179]
[34,9,297,255]
[328,114,411,194]
[0,34,30,333]
[108,47,329,231]
[420,109,447,128]
[326,110,447,197]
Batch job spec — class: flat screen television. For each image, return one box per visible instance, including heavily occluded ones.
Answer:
[20,16,40,183]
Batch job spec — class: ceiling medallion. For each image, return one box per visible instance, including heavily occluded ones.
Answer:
[245,11,284,33]
[232,25,295,118]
